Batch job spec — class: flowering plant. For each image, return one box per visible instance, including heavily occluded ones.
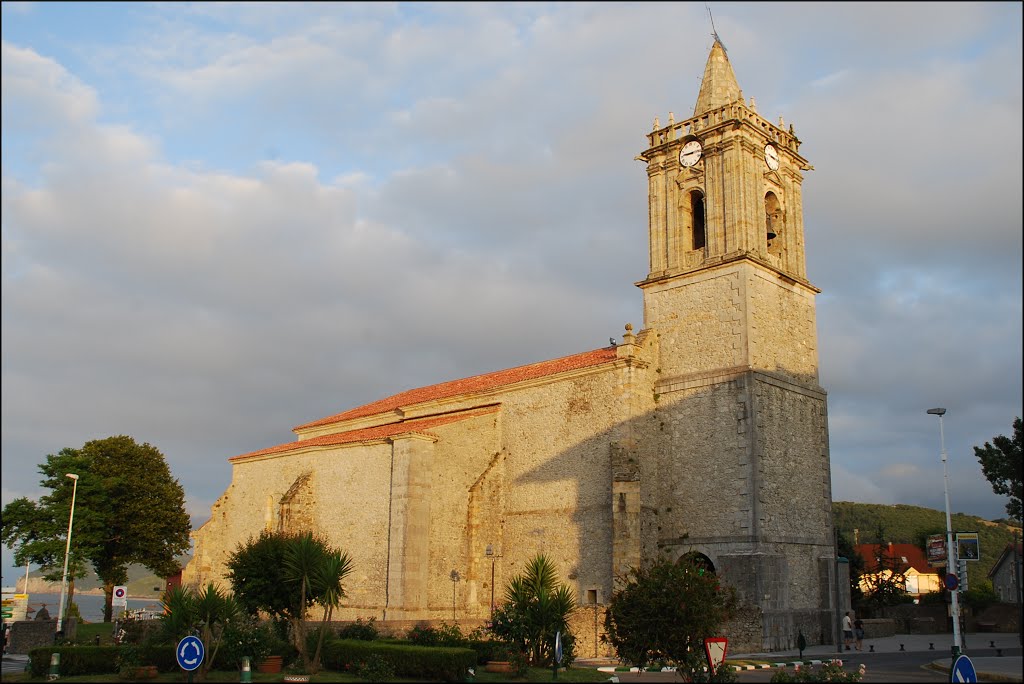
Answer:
[219,616,275,667]
[769,659,865,682]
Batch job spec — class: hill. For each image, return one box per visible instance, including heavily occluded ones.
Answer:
[833,501,1021,589]
[15,557,190,598]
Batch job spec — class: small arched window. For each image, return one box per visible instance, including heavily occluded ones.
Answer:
[765,191,784,256]
[691,190,706,250]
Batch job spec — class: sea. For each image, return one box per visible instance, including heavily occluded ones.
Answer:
[24,592,162,623]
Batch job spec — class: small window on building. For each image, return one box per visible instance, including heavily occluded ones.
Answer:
[691,190,706,250]
[586,589,599,605]
[765,191,783,256]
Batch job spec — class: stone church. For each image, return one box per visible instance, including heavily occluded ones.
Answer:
[183,38,838,653]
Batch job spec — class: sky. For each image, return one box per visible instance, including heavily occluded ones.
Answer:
[2,1,1022,586]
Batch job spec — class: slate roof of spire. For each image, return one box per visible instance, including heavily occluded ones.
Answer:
[693,37,744,117]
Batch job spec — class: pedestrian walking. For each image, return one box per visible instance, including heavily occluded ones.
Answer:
[854,616,864,651]
[842,612,853,651]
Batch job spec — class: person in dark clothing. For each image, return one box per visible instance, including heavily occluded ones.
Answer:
[854,616,865,651]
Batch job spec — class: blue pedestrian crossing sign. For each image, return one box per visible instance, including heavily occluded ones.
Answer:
[951,654,976,683]
[176,635,204,672]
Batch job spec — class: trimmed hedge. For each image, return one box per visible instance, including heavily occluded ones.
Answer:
[322,638,477,681]
[29,646,119,677]
[29,643,237,676]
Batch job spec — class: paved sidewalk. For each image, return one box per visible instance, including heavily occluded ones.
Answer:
[727,632,1022,682]
[579,632,1022,682]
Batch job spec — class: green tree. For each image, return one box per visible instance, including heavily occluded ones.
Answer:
[489,554,577,667]
[858,527,913,610]
[974,417,1023,523]
[602,554,737,675]
[1,436,191,622]
[226,530,352,673]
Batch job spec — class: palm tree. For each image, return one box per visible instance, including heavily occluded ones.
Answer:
[282,531,329,672]
[159,583,237,681]
[493,554,577,666]
[309,549,354,674]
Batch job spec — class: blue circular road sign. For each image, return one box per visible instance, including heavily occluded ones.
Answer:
[176,635,204,672]
[944,573,959,591]
[951,654,976,683]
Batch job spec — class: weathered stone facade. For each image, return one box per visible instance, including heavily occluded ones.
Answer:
[183,38,838,653]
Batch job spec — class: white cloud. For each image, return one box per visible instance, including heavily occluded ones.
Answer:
[2,4,1020,587]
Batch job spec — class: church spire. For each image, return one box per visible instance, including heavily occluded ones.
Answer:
[693,37,743,117]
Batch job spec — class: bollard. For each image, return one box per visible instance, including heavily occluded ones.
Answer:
[899,643,905,651]
[990,641,996,648]
[47,652,60,680]
[868,645,874,652]
[240,656,251,683]
[996,648,1003,657]
[929,643,934,650]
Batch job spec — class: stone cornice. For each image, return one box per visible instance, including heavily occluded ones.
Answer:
[636,251,820,294]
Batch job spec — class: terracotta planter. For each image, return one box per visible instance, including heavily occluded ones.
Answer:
[485,661,513,673]
[256,655,283,673]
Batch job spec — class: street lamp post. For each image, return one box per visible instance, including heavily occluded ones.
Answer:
[56,473,79,635]
[450,569,461,621]
[485,545,496,616]
[927,408,961,657]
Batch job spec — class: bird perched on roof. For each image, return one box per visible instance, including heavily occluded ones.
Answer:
[609,338,617,346]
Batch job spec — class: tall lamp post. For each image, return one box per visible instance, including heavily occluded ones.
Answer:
[56,473,79,635]
[450,569,461,622]
[485,545,496,616]
[927,408,961,657]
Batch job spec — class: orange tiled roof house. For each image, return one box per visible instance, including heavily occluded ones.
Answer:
[183,38,836,653]
[855,542,942,599]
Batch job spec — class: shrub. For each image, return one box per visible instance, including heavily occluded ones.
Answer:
[29,646,120,677]
[770,660,865,682]
[406,622,468,647]
[219,617,276,669]
[356,653,397,682]
[338,617,380,641]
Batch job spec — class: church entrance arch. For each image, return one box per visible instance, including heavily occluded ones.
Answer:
[679,551,716,575]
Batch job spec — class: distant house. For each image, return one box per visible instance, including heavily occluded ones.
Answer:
[855,542,941,599]
[987,541,1023,603]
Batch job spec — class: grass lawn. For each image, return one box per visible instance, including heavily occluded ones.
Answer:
[71,621,117,645]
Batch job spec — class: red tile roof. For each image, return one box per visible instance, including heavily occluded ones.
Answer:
[230,405,499,462]
[855,543,934,575]
[294,346,619,431]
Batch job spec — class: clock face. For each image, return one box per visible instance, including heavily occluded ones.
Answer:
[764,144,780,170]
[679,140,703,167]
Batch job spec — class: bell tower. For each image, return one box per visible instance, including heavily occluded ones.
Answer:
[637,37,837,650]
[638,36,820,385]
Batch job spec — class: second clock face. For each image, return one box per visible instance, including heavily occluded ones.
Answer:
[679,140,703,167]
[764,144,780,170]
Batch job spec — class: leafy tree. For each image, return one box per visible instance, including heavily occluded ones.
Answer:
[489,553,577,667]
[974,417,1023,523]
[858,527,913,610]
[1,436,191,622]
[602,553,736,675]
[226,530,352,674]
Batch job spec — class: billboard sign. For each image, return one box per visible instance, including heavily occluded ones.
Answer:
[956,532,980,561]
[926,534,947,566]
